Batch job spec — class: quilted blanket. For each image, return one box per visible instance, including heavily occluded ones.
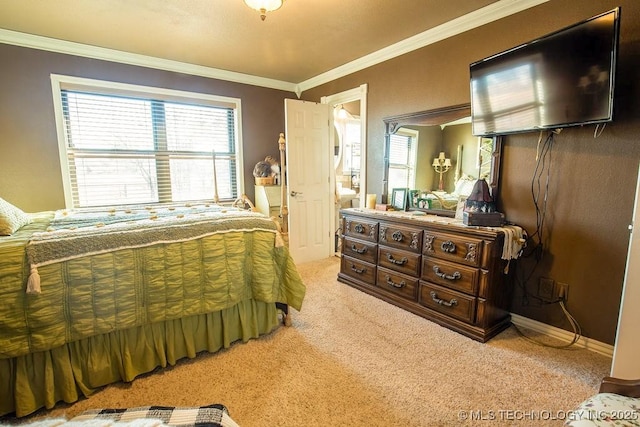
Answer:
[67,404,239,426]
[0,205,306,359]
[24,204,279,294]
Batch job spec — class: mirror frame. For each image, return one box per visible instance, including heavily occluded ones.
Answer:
[382,103,503,217]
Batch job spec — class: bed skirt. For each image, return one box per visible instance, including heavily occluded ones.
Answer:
[0,299,280,418]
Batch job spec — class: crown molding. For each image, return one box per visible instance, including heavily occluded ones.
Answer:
[297,0,549,93]
[0,28,298,93]
[0,0,547,95]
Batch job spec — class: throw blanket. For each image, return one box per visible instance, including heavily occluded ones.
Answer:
[66,404,239,427]
[498,224,526,274]
[499,224,526,260]
[25,204,279,294]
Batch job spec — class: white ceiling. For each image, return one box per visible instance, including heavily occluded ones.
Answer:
[0,0,547,92]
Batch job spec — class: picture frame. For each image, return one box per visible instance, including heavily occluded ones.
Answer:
[391,188,409,211]
[407,190,419,208]
[416,198,431,210]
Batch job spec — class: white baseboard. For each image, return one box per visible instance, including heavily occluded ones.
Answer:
[510,313,614,358]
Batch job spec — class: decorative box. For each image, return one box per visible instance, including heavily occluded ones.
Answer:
[463,211,505,227]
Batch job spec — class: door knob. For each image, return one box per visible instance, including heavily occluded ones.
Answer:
[290,191,303,197]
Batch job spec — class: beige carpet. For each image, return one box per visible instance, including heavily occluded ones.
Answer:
[8,257,611,426]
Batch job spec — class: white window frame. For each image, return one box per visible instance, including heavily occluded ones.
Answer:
[50,74,244,209]
[387,128,418,193]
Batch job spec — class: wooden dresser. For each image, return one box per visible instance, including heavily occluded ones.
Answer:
[338,208,513,342]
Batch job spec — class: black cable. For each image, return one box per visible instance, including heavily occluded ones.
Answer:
[515,131,555,306]
[510,131,583,348]
[512,300,583,349]
[527,131,554,256]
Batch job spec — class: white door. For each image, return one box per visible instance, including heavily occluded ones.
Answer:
[284,99,331,263]
[611,163,640,379]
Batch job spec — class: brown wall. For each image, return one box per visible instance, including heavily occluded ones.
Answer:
[2,0,638,345]
[0,44,294,211]
[303,0,640,345]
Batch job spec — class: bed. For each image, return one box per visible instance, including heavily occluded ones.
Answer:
[0,200,306,418]
[413,175,479,212]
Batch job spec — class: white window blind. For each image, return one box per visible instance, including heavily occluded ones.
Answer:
[387,132,417,193]
[53,76,241,209]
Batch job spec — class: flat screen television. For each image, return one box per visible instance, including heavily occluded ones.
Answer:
[470,8,621,136]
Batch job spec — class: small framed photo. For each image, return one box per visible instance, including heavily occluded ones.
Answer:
[408,190,419,208]
[417,198,431,210]
[391,188,409,211]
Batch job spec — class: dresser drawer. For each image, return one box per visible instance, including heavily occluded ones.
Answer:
[421,257,479,295]
[422,231,483,267]
[343,217,378,243]
[378,246,421,277]
[376,267,418,301]
[379,222,422,253]
[341,255,376,285]
[342,237,377,264]
[418,281,477,324]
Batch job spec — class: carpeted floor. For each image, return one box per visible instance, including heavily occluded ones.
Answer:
[4,256,611,426]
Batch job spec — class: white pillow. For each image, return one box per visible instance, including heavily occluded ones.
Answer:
[0,197,32,236]
[455,176,477,196]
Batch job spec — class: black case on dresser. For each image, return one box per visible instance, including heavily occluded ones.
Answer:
[338,208,513,342]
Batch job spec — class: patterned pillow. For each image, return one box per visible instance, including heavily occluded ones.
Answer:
[564,392,640,426]
[0,197,32,236]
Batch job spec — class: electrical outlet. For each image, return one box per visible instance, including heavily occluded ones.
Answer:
[557,282,569,301]
[538,277,555,300]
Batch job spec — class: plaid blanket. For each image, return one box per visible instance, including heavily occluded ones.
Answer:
[68,404,240,427]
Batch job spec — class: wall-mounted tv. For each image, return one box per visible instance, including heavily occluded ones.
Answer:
[470,8,621,137]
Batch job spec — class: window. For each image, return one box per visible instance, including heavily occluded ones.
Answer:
[51,75,243,208]
[387,129,418,194]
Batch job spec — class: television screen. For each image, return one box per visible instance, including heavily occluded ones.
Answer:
[470,8,620,136]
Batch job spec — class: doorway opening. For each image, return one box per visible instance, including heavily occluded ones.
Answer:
[321,84,368,256]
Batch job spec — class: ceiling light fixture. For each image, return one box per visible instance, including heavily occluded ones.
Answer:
[244,0,284,21]
[335,105,349,120]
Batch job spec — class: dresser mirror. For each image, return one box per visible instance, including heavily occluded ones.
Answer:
[382,103,502,217]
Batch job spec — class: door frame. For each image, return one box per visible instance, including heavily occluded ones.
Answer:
[321,84,368,253]
[611,163,640,378]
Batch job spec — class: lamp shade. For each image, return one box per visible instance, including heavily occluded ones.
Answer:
[464,179,497,213]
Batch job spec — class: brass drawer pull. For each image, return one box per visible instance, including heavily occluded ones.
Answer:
[354,223,365,233]
[430,291,458,307]
[386,253,408,265]
[350,264,366,274]
[433,266,461,281]
[351,244,367,254]
[385,275,406,289]
[441,240,456,253]
[391,230,404,242]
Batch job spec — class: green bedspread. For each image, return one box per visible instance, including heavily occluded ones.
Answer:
[0,207,306,360]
